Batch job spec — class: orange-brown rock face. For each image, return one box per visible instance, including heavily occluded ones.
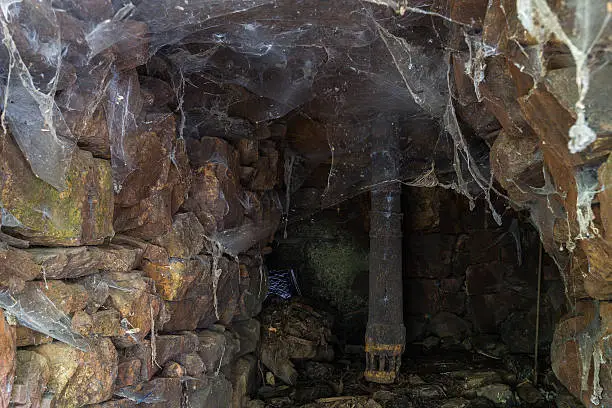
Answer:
[0,310,16,408]
[113,113,191,240]
[33,338,118,407]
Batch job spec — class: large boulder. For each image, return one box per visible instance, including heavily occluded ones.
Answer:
[0,134,113,246]
[33,338,118,407]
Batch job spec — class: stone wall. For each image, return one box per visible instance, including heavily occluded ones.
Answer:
[403,187,566,354]
[0,74,281,406]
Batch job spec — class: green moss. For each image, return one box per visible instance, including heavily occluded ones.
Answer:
[300,218,368,315]
[1,140,113,245]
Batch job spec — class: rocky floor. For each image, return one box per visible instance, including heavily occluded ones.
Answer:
[252,299,583,408]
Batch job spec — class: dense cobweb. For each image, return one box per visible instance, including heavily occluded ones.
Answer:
[0,0,606,279]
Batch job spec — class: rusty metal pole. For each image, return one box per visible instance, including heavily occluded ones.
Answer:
[365,116,405,384]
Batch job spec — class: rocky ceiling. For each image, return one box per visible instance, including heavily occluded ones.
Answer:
[0,0,609,273]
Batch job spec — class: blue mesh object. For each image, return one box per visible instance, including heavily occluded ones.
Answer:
[267,269,301,300]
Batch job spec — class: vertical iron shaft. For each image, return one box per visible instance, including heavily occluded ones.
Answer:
[365,116,405,384]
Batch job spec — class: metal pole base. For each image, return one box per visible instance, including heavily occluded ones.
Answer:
[364,323,405,384]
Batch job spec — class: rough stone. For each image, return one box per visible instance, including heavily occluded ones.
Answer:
[11,350,50,408]
[175,353,205,377]
[15,326,52,347]
[475,384,515,407]
[25,245,140,279]
[238,139,259,166]
[91,309,124,337]
[0,310,16,408]
[184,376,233,408]
[162,296,214,332]
[231,319,261,357]
[248,145,279,191]
[113,21,150,71]
[26,280,88,315]
[66,106,111,159]
[104,272,161,347]
[231,355,258,408]
[33,338,117,407]
[154,333,199,368]
[115,358,142,389]
[116,377,182,408]
[197,329,239,375]
[183,137,243,234]
[161,361,186,378]
[113,114,189,240]
[143,258,206,301]
[152,212,206,258]
[121,341,156,381]
[0,245,41,293]
[0,135,113,246]
[551,302,612,406]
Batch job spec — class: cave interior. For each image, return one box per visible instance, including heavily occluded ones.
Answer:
[0,1,610,408]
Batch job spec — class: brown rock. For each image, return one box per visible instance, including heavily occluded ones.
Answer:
[71,310,93,336]
[143,258,205,301]
[161,361,186,378]
[34,338,118,407]
[197,329,239,374]
[489,129,543,205]
[598,154,612,241]
[91,309,124,337]
[11,350,50,408]
[248,145,279,191]
[450,0,487,29]
[104,272,161,347]
[162,255,239,331]
[115,358,142,389]
[28,280,88,315]
[162,296,214,332]
[139,76,176,109]
[183,137,244,234]
[26,245,141,279]
[121,341,156,381]
[65,106,111,159]
[0,310,16,408]
[0,245,41,293]
[153,212,206,258]
[0,134,114,246]
[551,302,612,406]
[113,114,189,240]
[175,353,205,377]
[154,333,199,368]
[15,326,52,347]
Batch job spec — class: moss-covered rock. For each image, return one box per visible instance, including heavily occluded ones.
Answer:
[1,132,113,246]
[282,216,368,315]
[33,338,117,407]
